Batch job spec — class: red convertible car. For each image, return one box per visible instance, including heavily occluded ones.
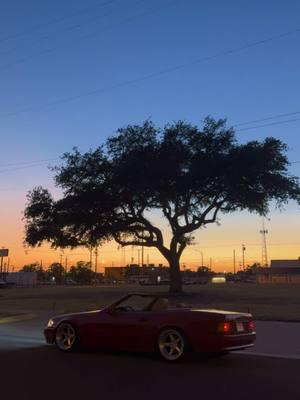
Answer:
[44,293,256,361]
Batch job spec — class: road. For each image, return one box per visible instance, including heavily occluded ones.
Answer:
[1,316,300,399]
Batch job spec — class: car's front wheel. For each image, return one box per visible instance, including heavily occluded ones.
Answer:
[55,322,78,352]
[157,328,186,362]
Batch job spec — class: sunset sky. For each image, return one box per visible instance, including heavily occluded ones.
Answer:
[0,0,300,272]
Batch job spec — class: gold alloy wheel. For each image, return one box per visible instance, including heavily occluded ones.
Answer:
[55,323,76,351]
[158,329,185,361]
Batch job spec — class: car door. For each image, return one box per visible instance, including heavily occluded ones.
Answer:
[89,309,156,351]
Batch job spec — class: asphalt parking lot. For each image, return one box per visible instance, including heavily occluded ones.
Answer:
[1,345,300,400]
[1,316,300,399]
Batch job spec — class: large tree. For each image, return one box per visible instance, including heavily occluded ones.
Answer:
[24,118,300,293]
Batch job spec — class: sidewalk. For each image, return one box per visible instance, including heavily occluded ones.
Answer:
[242,320,300,359]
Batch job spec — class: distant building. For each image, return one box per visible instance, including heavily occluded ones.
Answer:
[6,271,37,287]
[257,258,300,283]
[270,259,300,268]
[104,264,169,283]
[104,267,126,281]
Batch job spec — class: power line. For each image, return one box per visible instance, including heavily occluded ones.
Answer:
[0,0,173,71]
[236,116,300,133]
[192,241,300,249]
[0,157,299,180]
[0,150,299,176]
[0,0,118,45]
[0,157,59,168]
[0,162,57,175]
[0,0,124,57]
[1,24,300,116]
[233,110,300,127]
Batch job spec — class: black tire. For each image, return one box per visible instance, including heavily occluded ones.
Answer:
[55,322,79,352]
[157,328,187,362]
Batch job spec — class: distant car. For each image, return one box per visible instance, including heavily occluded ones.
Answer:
[44,293,256,362]
[211,276,226,284]
[65,278,76,285]
[0,280,7,288]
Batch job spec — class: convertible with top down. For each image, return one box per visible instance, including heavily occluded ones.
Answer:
[44,293,256,361]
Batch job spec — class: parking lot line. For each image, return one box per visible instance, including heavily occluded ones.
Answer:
[0,313,36,325]
[236,351,300,360]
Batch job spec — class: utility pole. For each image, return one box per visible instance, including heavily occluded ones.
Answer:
[201,252,204,267]
[260,217,269,267]
[147,254,149,267]
[122,247,126,266]
[89,247,93,270]
[209,257,212,271]
[65,257,68,274]
[242,244,246,270]
[59,254,63,266]
[95,247,98,274]
[141,230,144,267]
[131,246,134,265]
[138,249,141,266]
[233,250,236,274]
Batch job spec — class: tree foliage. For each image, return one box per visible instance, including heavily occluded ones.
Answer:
[47,262,65,284]
[67,261,95,284]
[24,118,300,293]
[20,263,47,281]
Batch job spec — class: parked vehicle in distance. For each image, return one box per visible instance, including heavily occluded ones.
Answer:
[0,280,7,288]
[182,278,208,285]
[65,278,76,285]
[44,293,256,362]
[211,276,226,284]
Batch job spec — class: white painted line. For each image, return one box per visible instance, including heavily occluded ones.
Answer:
[235,351,300,360]
[0,313,36,324]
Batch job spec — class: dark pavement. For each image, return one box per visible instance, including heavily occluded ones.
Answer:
[243,320,300,359]
[1,315,300,399]
[1,346,300,400]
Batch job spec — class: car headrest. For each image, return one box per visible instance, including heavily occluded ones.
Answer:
[151,298,169,311]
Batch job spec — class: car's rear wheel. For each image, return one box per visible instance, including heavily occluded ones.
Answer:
[55,322,78,352]
[158,328,186,362]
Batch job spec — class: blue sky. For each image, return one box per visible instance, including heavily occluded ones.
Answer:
[0,0,300,268]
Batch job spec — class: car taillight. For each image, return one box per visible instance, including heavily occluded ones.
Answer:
[249,320,255,332]
[217,321,231,334]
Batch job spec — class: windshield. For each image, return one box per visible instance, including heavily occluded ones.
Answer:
[114,295,157,312]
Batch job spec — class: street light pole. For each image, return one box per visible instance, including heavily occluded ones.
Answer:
[138,249,141,266]
[233,249,236,274]
[95,247,98,274]
[242,244,246,270]
[65,257,68,274]
[89,247,93,270]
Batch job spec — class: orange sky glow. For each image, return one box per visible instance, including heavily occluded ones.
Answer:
[1,193,299,273]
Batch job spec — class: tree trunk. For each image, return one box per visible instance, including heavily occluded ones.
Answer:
[168,255,182,295]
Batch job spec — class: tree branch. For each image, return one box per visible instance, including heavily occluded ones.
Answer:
[113,233,156,248]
